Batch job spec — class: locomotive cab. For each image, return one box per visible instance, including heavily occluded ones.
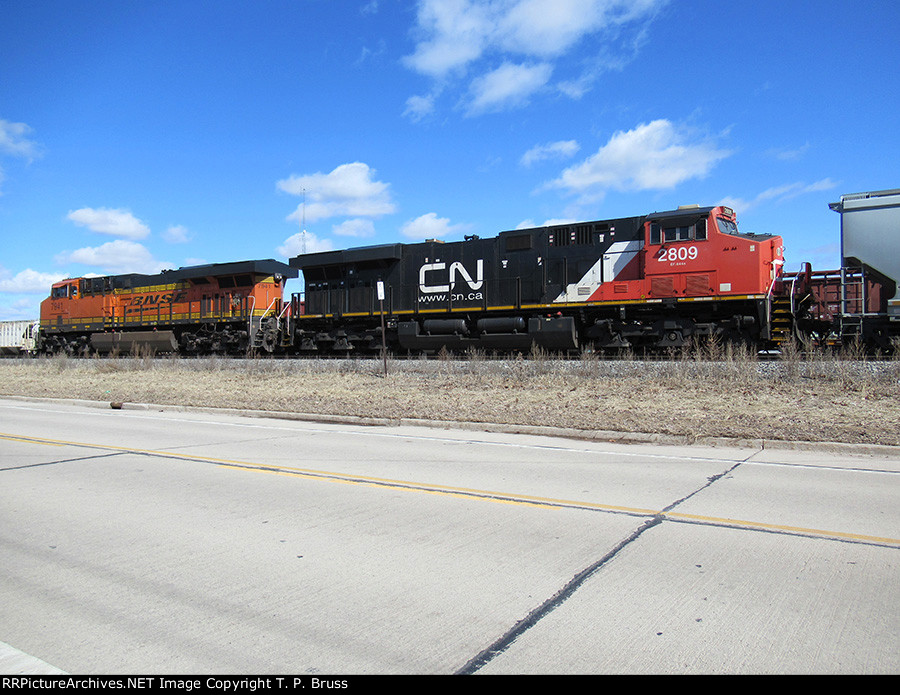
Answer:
[50,280,79,298]
[43,280,82,327]
[643,205,784,299]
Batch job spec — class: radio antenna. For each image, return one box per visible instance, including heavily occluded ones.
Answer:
[300,188,308,254]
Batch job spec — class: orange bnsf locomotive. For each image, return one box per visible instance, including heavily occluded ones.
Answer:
[40,260,297,355]
[287,204,787,353]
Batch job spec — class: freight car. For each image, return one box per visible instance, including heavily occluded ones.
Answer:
[0,320,39,356]
[784,188,900,352]
[286,204,787,354]
[38,260,297,355]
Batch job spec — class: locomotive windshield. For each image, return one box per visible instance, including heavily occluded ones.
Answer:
[716,218,739,235]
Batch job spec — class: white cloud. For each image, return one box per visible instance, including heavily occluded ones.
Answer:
[400,212,469,240]
[765,142,811,161]
[67,207,151,240]
[0,295,42,321]
[500,0,661,55]
[465,61,552,115]
[277,231,334,258]
[0,267,66,294]
[406,0,664,75]
[547,120,731,201]
[163,225,192,243]
[520,140,580,167]
[721,179,838,214]
[0,118,41,194]
[277,162,396,223]
[0,119,39,160]
[403,0,493,78]
[54,240,170,274]
[403,0,667,116]
[332,219,376,238]
[403,94,437,122]
[516,217,577,229]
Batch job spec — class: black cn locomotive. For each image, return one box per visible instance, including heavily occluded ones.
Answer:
[286,204,786,354]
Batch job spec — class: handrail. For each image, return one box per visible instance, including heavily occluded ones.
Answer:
[789,274,799,316]
[263,299,279,331]
[764,264,781,337]
[247,296,256,337]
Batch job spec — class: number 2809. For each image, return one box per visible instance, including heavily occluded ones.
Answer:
[657,245,699,262]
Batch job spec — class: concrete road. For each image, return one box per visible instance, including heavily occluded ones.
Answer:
[1,397,898,675]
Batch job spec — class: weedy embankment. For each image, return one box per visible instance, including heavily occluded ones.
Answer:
[1,343,898,446]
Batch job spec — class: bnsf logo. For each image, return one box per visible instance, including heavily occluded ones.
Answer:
[126,291,188,314]
[128,291,187,307]
[418,260,484,294]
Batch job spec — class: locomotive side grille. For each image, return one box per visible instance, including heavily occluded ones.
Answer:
[650,276,676,297]
[685,274,711,296]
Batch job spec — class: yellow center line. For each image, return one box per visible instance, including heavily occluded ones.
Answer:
[217,462,654,512]
[0,433,66,447]
[4,431,898,547]
[663,511,899,546]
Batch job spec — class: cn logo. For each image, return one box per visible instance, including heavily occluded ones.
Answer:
[419,260,484,294]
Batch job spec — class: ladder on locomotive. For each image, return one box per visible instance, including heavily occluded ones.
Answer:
[769,295,793,345]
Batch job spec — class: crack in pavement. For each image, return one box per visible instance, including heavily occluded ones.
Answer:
[456,457,748,674]
[0,451,128,472]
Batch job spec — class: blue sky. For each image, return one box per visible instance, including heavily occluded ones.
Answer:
[1,0,898,319]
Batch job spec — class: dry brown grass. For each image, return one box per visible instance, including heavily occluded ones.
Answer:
[2,348,899,446]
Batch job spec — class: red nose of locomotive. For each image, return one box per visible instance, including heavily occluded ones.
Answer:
[707,205,784,297]
[645,205,783,299]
